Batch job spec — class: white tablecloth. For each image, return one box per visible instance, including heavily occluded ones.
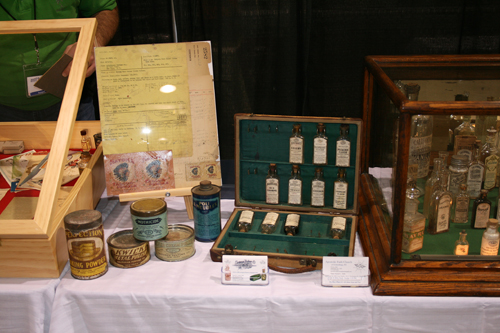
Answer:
[5,196,500,333]
[0,264,69,333]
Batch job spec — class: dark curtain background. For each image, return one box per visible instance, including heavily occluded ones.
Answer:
[109,0,500,169]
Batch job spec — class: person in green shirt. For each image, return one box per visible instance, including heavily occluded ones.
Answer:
[0,0,119,121]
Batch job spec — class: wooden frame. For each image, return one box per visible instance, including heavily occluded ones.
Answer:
[0,19,104,277]
[360,54,500,296]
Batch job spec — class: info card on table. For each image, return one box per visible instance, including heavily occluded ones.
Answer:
[321,256,369,287]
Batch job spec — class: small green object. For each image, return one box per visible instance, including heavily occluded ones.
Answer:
[250,274,262,281]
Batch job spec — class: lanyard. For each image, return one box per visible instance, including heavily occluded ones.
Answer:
[0,0,41,64]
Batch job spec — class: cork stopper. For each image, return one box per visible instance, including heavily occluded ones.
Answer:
[80,129,87,136]
[200,180,212,190]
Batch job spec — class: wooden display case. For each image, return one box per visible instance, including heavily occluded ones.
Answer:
[0,19,105,278]
[360,54,500,296]
[211,114,362,271]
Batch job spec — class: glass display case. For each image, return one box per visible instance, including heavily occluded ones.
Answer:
[360,54,500,296]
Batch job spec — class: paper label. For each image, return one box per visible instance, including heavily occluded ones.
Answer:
[313,137,328,164]
[222,255,269,285]
[288,178,302,205]
[336,140,350,167]
[436,195,451,232]
[334,182,348,209]
[481,238,499,255]
[474,203,490,228]
[454,197,469,223]
[484,155,499,189]
[266,178,279,204]
[321,257,369,287]
[409,134,432,178]
[311,179,325,207]
[331,217,346,230]
[454,244,469,255]
[285,214,300,227]
[289,137,304,163]
[239,210,254,224]
[262,212,279,226]
[467,164,484,198]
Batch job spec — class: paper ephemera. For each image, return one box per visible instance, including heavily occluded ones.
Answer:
[104,150,175,195]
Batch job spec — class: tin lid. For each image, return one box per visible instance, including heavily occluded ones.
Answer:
[450,154,468,167]
[162,224,195,242]
[192,180,221,196]
[130,198,167,217]
[64,209,102,230]
[107,230,147,248]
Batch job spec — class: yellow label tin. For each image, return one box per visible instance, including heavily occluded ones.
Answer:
[155,224,195,261]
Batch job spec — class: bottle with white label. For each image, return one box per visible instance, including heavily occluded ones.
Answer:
[265,163,280,205]
[313,123,328,165]
[481,127,499,190]
[261,212,279,234]
[480,219,499,255]
[471,189,491,229]
[284,213,300,236]
[331,216,346,239]
[311,167,325,207]
[288,165,302,205]
[453,115,476,161]
[237,210,254,232]
[467,141,484,199]
[289,124,304,164]
[402,199,425,253]
[454,230,469,255]
[427,177,452,235]
[333,168,348,210]
[336,124,350,167]
[451,184,469,224]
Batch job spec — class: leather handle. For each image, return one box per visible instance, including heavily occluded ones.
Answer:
[268,264,317,274]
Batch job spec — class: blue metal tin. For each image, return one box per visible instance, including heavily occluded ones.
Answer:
[192,180,221,242]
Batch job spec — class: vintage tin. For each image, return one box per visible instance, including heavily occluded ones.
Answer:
[192,180,221,242]
[64,210,108,280]
[155,224,196,261]
[130,198,168,241]
[107,230,150,268]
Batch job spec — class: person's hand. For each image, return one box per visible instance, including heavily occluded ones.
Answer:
[61,42,97,78]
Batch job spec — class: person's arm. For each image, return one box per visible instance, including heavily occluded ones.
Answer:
[93,7,119,47]
[62,7,119,77]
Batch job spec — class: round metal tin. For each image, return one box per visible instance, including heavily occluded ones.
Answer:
[64,209,108,280]
[107,230,150,268]
[130,198,168,241]
[155,224,195,261]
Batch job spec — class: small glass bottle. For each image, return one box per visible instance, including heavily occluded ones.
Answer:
[265,163,279,205]
[284,213,300,236]
[333,168,348,210]
[428,177,452,235]
[409,116,433,179]
[237,210,254,232]
[454,230,469,256]
[310,167,325,207]
[423,158,443,218]
[289,124,304,164]
[78,129,92,169]
[467,140,485,199]
[261,212,279,234]
[448,155,469,197]
[452,184,470,224]
[402,199,425,253]
[313,123,328,165]
[480,219,500,255]
[438,150,450,189]
[471,189,491,229]
[453,115,476,161]
[288,165,303,205]
[331,216,346,239]
[336,124,350,167]
[481,127,499,190]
